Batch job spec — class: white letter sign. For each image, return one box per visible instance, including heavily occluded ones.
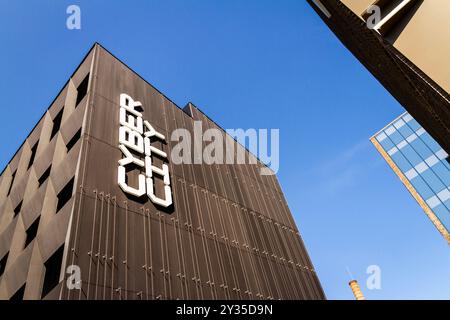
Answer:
[118,93,173,207]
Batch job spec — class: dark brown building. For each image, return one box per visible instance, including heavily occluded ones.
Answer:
[0,43,324,300]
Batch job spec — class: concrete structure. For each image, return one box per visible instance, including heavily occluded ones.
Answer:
[0,44,324,300]
[308,0,450,154]
[372,112,450,244]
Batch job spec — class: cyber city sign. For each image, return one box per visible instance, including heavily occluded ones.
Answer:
[117,93,173,207]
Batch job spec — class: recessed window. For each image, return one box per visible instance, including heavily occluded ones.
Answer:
[66,129,82,153]
[38,165,52,187]
[0,252,9,276]
[10,284,26,301]
[50,108,64,141]
[28,142,39,170]
[14,201,23,218]
[56,178,74,213]
[7,170,16,197]
[24,217,40,248]
[41,245,64,298]
[75,74,89,107]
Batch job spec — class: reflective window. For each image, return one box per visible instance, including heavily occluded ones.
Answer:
[443,158,450,171]
[410,175,434,200]
[397,124,414,139]
[402,113,413,123]
[385,126,396,136]
[432,163,450,186]
[438,189,450,204]
[388,130,404,145]
[434,204,450,233]
[421,170,445,194]
[374,111,450,235]
[391,151,412,172]
[400,145,422,168]
[420,133,441,153]
[405,118,421,131]
[410,138,433,160]
[444,197,450,212]
[379,136,395,151]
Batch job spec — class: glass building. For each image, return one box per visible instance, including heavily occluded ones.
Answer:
[371,112,450,244]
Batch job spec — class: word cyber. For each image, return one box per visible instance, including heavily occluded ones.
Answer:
[117,93,173,208]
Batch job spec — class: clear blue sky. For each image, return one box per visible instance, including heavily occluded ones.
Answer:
[1,0,449,299]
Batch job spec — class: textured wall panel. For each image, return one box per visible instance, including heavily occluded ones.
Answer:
[0,44,324,300]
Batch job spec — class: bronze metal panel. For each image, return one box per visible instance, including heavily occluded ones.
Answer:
[0,44,324,300]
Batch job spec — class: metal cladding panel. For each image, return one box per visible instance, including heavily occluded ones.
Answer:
[0,44,324,300]
[62,44,324,300]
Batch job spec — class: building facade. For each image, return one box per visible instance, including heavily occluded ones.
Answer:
[0,44,324,300]
[308,0,450,154]
[371,112,450,244]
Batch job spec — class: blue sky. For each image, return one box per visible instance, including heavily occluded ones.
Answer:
[1,0,449,299]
